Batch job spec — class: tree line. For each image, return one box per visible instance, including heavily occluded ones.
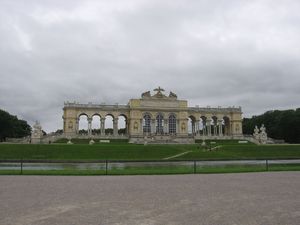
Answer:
[243,108,300,143]
[0,109,31,141]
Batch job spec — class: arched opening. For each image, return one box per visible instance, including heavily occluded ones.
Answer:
[143,113,151,134]
[105,115,114,135]
[78,114,88,135]
[200,116,207,136]
[211,116,218,136]
[223,116,230,136]
[156,113,164,134]
[218,118,225,136]
[169,114,176,134]
[188,116,196,135]
[118,115,127,135]
[91,114,101,135]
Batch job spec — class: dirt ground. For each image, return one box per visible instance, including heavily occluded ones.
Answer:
[0,172,299,225]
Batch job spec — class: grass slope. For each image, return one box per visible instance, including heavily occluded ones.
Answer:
[0,141,300,161]
[0,144,193,160]
[178,145,300,160]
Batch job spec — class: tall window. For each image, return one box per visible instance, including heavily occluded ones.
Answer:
[143,114,151,133]
[169,114,176,134]
[156,114,164,134]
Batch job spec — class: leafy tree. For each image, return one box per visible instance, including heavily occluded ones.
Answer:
[243,108,300,143]
[0,109,31,141]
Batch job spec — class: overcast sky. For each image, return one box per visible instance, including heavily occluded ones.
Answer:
[0,0,299,132]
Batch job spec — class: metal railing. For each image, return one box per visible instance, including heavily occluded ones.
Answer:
[0,159,299,175]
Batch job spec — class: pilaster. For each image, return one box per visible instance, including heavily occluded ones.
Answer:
[113,118,119,136]
[100,118,105,135]
[206,119,212,136]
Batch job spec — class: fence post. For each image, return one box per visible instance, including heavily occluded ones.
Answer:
[20,159,23,175]
[266,159,269,171]
[194,161,196,174]
[105,160,108,175]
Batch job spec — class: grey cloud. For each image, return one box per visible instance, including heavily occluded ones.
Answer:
[0,0,299,131]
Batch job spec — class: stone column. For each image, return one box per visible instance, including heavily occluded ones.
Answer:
[113,117,119,136]
[218,120,223,136]
[75,118,79,134]
[195,120,199,135]
[202,125,206,136]
[100,118,105,135]
[125,119,129,135]
[63,117,66,133]
[140,119,143,135]
[230,122,233,136]
[224,126,228,136]
[192,121,195,134]
[151,119,156,134]
[164,119,169,134]
[206,119,212,136]
[87,118,92,136]
[214,125,217,136]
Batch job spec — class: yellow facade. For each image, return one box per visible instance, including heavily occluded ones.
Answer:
[63,87,243,143]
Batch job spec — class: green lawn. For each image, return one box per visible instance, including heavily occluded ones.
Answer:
[0,141,300,161]
[0,143,193,160]
[1,140,300,175]
[178,145,300,160]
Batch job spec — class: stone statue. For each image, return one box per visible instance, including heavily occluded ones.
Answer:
[141,91,151,98]
[169,91,177,98]
[253,125,259,139]
[154,86,165,95]
[33,121,41,130]
[153,86,166,98]
[181,122,186,132]
[31,121,43,144]
[253,124,268,144]
[260,124,266,134]
[260,124,268,144]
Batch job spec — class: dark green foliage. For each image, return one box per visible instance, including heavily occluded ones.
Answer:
[105,128,113,135]
[118,128,126,134]
[77,129,126,135]
[0,109,31,141]
[92,129,100,134]
[243,108,300,143]
[78,129,88,135]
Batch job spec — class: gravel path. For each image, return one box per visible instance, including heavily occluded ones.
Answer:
[0,172,299,225]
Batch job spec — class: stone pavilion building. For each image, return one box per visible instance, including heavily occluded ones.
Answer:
[63,87,243,143]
